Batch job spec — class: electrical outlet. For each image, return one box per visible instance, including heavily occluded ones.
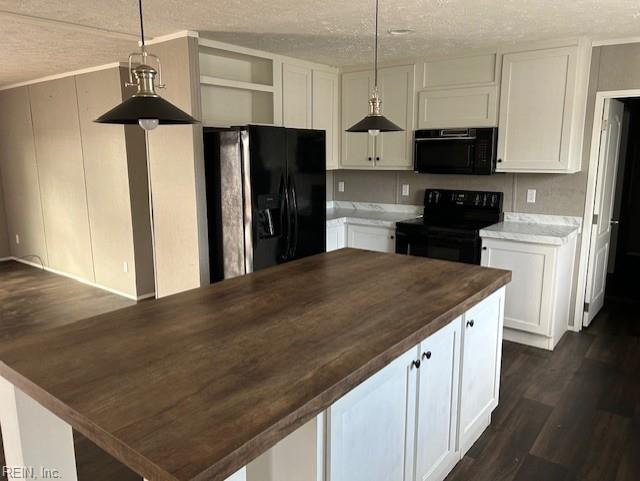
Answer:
[401,184,410,197]
[15,234,19,245]
[527,189,537,204]
[123,261,129,273]
[338,181,345,193]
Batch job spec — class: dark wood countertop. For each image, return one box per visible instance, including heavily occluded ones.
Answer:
[0,249,510,481]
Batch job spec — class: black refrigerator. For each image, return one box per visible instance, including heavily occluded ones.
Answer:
[203,125,326,282]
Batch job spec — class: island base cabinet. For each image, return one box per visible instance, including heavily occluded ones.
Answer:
[409,318,462,481]
[324,289,505,481]
[458,288,505,455]
[327,347,418,481]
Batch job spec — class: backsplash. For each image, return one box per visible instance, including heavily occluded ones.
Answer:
[332,170,587,217]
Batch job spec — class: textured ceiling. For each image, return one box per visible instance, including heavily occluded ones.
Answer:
[1,0,640,87]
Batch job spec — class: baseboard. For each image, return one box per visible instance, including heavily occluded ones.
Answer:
[0,257,12,262]
[9,257,154,302]
[503,327,554,350]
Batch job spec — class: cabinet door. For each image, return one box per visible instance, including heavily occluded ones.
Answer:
[411,318,462,481]
[312,70,340,170]
[497,47,577,172]
[375,65,415,169]
[481,239,554,336]
[326,222,346,252]
[341,71,374,168]
[327,347,418,481]
[459,288,504,455]
[417,86,497,129]
[282,63,312,128]
[347,224,395,253]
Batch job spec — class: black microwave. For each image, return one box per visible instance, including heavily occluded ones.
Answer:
[414,127,498,175]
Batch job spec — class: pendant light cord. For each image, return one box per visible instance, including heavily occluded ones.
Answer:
[374,0,379,88]
[139,0,145,47]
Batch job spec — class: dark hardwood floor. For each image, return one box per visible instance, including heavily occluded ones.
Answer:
[0,260,140,481]
[446,298,640,481]
[1,259,638,480]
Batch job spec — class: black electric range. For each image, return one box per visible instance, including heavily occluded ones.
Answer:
[395,189,503,264]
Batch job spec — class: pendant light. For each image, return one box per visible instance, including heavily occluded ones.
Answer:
[95,0,198,130]
[346,0,403,136]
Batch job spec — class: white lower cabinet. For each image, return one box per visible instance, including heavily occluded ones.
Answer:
[326,222,346,252]
[410,318,462,481]
[327,287,505,481]
[327,347,417,481]
[347,224,395,253]
[481,237,576,350]
[458,288,504,455]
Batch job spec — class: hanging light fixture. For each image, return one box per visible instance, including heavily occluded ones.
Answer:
[95,0,198,130]
[346,0,403,136]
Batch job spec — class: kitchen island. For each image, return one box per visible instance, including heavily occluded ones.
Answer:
[0,249,510,481]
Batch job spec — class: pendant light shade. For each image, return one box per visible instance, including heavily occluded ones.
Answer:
[346,0,403,136]
[95,0,198,130]
[95,94,197,126]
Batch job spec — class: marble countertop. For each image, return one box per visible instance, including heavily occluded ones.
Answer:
[327,201,421,228]
[480,213,581,246]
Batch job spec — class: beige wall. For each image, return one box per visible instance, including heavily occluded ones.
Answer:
[147,36,209,298]
[76,68,154,296]
[0,67,154,298]
[0,171,9,258]
[0,87,49,265]
[30,77,95,280]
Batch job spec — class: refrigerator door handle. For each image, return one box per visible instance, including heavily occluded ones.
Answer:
[289,176,299,259]
[279,174,291,262]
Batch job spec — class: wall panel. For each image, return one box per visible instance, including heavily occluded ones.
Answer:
[29,77,94,280]
[0,87,48,264]
[76,68,138,296]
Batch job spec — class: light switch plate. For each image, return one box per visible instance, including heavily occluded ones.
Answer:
[527,189,537,203]
[338,181,345,193]
[15,234,19,245]
[401,184,410,197]
[123,261,129,273]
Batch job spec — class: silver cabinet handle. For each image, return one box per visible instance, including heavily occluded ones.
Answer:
[610,219,620,225]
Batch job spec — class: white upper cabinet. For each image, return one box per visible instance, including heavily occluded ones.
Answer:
[312,70,340,170]
[341,71,375,168]
[282,63,312,128]
[341,65,415,170]
[497,42,590,173]
[417,54,499,129]
[376,65,415,169]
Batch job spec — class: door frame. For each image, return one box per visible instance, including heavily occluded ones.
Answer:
[573,89,640,330]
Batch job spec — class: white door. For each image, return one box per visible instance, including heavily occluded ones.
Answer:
[375,65,414,169]
[347,224,395,253]
[584,99,625,326]
[327,346,418,481]
[411,318,461,481]
[459,289,504,455]
[282,63,312,128]
[312,70,340,169]
[341,71,375,168]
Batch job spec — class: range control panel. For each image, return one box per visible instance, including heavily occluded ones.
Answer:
[425,189,503,209]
